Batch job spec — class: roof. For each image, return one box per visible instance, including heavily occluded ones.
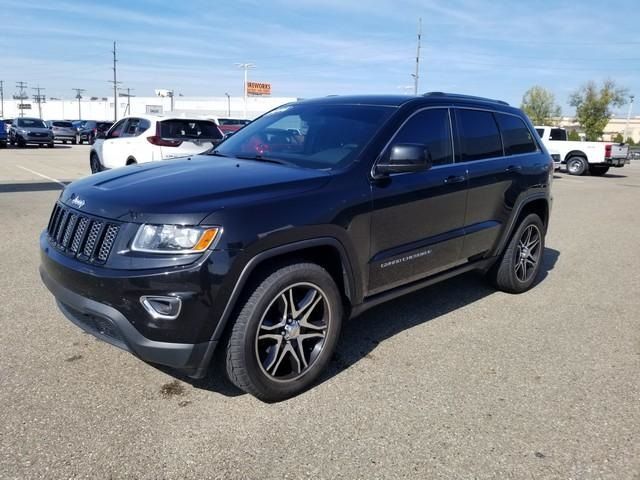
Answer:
[295,92,511,108]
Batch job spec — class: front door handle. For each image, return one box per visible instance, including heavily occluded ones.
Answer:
[444,175,466,184]
[506,165,523,172]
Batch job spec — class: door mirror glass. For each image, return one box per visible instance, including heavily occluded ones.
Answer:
[376,143,432,175]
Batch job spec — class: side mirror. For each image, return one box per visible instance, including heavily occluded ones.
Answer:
[96,132,106,140]
[376,143,432,175]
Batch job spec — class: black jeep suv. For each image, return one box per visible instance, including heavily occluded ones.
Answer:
[40,93,553,401]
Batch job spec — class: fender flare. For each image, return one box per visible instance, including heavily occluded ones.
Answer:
[491,193,549,257]
[564,150,587,163]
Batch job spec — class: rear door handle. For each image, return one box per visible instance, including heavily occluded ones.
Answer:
[506,165,523,172]
[444,175,466,184]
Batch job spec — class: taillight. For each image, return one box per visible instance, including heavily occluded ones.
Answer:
[605,144,612,158]
[147,136,183,147]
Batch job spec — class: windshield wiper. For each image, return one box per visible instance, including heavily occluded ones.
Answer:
[234,154,291,166]
[208,150,230,157]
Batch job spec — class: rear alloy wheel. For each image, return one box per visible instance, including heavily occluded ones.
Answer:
[589,165,610,176]
[226,263,343,402]
[489,213,545,294]
[566,156,587,176]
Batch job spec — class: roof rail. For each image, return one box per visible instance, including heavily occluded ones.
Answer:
[422,91,509,106]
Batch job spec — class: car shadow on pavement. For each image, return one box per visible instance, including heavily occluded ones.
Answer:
[601,173,627,178]
[176,248,559,399]
[0,181,68,193]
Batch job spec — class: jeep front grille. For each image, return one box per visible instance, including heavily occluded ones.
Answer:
[46,203,120,264]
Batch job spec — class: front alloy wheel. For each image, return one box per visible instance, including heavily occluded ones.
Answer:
[256,283,329,381]
[514,224,541,283]
[226,262,343,402]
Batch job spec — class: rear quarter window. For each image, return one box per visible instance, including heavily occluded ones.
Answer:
[550,128,567,141]
[456,109,503,161]
[496,114,537,155]
[159,120,222,139]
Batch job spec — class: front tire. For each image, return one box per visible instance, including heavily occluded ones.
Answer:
[488,213,545,294]
[17,137,26,148]
[566,156,588,176]
[589,165,610,176]
[225,262,343,402]
[90,153,102,173]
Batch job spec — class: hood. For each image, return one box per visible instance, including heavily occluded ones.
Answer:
[59,155,331,224]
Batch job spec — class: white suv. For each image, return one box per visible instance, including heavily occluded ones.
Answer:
[89,115,223,173]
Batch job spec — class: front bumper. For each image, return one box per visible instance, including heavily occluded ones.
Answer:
[40,265,216,375]
[24,136,53,144]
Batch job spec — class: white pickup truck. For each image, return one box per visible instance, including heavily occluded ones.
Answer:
[535,126,629,176]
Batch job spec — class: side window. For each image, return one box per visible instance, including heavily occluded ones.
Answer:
[137,119,151,135]
[496,114,537,155]
[535,128,545,137]
[107,119,127,138]
[389,108,453,166]
[550,128,567,141]
[123,118,140,137]
[456,109,502,161]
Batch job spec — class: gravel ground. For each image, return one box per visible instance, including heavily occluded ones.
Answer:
[0,145,638,479]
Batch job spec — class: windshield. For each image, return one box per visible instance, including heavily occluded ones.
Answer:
[17,118,47,128]
[213,104,395,170]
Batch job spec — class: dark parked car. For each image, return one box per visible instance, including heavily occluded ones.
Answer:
[10,117,54,148]
[77,120,113,144]
[0,119,7,148]
[39,93,553,401]
[49,121,78,144]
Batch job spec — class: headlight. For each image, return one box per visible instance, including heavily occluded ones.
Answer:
[131,224,221,254]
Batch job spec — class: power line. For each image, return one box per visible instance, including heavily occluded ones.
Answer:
[16,81,28,117]
[0,80,4,118]
[32,86,46,118]
[72,88,85,120]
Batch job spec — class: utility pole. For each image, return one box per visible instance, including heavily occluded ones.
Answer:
[0,80,4,118]
[119,87,135,116]
[16,81,28,117]
[32,86,46,119]
[235,63,255,119]
[72,88,85,120]
[108,41,121,121]
[625,95,635,142]
[412,18,422,96]
[225,92,231,116]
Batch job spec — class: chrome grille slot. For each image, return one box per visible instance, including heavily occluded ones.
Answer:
[45,203,120,264]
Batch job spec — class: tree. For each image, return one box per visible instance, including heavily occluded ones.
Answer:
[569,79,628,141]
[625,137,636,146]
[568,130,581,141]
[614,133,624,143]
[521,86,561,125]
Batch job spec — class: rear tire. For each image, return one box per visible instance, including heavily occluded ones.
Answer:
[589,165,609,176]
[48,142,54,148]
[566,156,588,176]
[225,262,343,402]
[72,137,77,145]
[488,213,545,294]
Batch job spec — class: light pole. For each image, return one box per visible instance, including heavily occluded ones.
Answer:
[625,95,635,143]
[225,92,231,117]
[235,63,255,119]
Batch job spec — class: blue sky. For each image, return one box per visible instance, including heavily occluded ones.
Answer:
[2,0,638,114]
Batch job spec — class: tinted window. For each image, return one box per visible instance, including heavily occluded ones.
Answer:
[52,121,73,128]
[122,118,151,137]
[496,114,537,155]
[159,120,222,139]
[214,104,394,171]
[535,128,544,137]
[390,108,453,166]
[550,128,567,141]
[97,122,113,132]
[17,118,47,129]
[456,109,502,161]
[107,119,127,138]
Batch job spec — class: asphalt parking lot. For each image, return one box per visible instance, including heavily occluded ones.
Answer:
[0,145,638,479]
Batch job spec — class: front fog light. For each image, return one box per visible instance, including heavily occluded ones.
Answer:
[140,296,182,320]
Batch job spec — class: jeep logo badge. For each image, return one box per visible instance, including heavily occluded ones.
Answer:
[70,195,85,209]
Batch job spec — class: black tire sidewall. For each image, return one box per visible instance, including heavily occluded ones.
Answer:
[231,264,342,401]
[506,214,545,291]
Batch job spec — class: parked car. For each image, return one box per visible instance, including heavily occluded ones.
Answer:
[77,120,113,144]
[0,119,7,148]
[89,115,223,173]
[535,126,629,176]
[216,118,251,135]
[49,120,78,144]
[9,117,54,148]
[3,118,13,133]
[39,93,553,401]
